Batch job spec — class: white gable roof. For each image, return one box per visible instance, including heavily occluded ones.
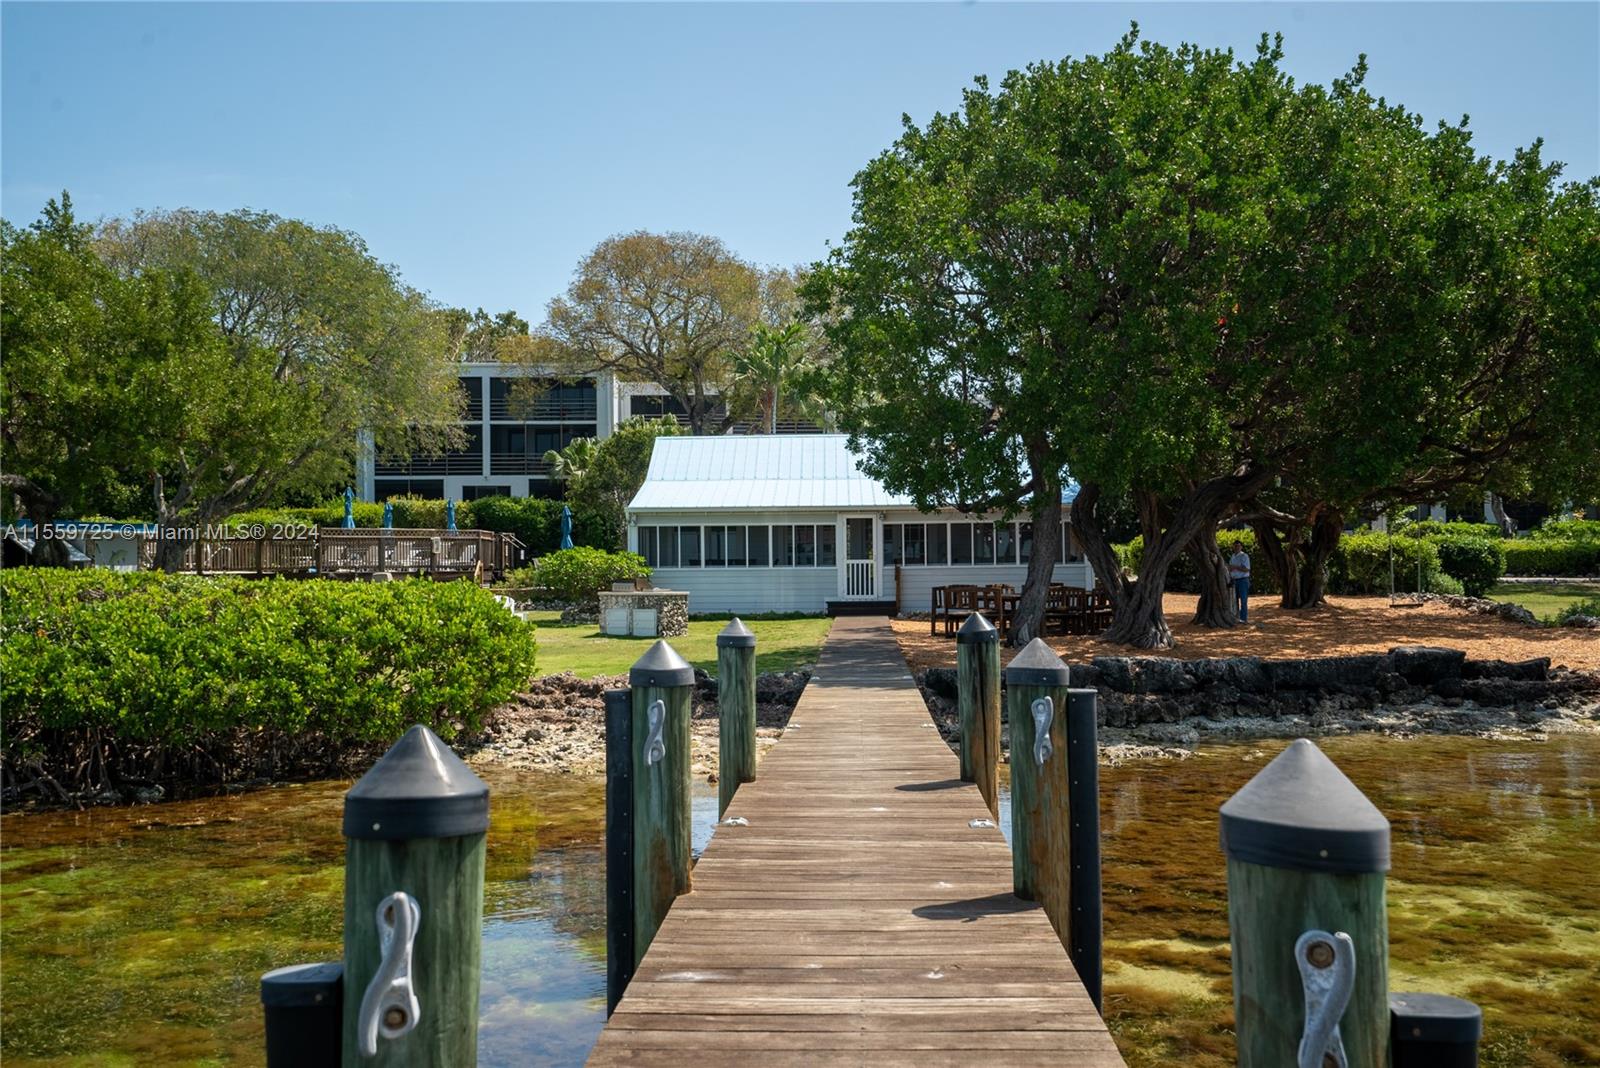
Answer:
[628,434,914,512]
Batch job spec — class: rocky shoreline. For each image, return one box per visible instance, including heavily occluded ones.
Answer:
[917,645,1600,763]
[465,669,811,779]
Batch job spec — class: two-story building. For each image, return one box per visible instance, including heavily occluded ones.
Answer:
[356,364,822,502]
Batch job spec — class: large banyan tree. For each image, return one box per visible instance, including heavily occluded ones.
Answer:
[806,28,1599,647]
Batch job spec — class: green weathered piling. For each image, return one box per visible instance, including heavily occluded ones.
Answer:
[717,618,757,818]
[629,639,694,966]
[341,724,488,1067]
[1222,738,1391,1068]
[956,612,1001,818]
[1005,638,1074,948]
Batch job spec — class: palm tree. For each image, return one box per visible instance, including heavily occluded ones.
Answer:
[734,321,812,432]
[543,436,598,481]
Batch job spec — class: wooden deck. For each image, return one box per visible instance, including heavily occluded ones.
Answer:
[587,616,1125,1067]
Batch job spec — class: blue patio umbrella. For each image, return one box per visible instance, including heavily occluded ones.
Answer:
[382,501,394,529]
[446,498,457,532]
[342,487,356,529]
[559,505,574,549]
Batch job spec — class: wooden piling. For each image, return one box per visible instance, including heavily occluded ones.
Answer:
[341,724,488,1067]
[1064,687,1104,1013]
[629,640,694,967]
[955,611,1001,818]
[1222,738,1391,1068]
[716,618,757,818]
[1005,638,1073,947]
[603,689,634,1016]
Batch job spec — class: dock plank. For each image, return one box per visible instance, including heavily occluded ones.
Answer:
[586,616,1124,1066]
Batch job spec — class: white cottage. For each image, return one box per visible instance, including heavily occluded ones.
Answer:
[625,435,1094,616]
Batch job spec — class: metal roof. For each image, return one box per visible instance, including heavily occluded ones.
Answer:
[628,435,914,512]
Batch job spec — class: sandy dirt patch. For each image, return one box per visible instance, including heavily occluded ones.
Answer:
[893,594,1600,673]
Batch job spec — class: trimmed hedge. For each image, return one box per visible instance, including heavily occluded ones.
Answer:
[466,496,611,555]
[1502,539,1600,577]
[1529,519,1600,543]
[1429,537,1506,596]
[508,547,651,604]
[1326,533,1442,594]
[0,569,538,749]
[1399,520,1504,540]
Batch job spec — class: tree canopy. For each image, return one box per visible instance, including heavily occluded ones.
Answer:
[2,196,463,568]
[537,231,760,434]
[807,29,1600,646]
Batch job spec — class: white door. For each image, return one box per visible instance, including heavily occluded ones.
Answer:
[840,515,877,599]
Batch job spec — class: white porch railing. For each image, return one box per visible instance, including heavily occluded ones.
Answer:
[845,559,876,599]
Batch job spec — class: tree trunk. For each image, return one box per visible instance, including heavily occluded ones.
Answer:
[1008,494,1062,647]
[1072,485,1174,649]
[1075,469,1274,650]
[1189,526,1238,627]
[1252,508,1342,609]
[1295,510,1342,607]
[2,475,74,567]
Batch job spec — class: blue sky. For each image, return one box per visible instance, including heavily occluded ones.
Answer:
[4,3,1596,318]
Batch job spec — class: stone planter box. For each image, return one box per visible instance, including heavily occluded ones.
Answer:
[599,589,689,638]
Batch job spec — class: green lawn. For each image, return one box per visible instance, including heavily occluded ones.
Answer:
[525,612,833,678]
[1485,581,1600,622]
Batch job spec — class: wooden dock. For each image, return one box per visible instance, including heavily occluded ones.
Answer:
[587,616,1124,1067]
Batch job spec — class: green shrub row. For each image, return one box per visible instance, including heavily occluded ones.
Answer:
[225,495,613,555]
[1502,539,1600,577]
[0,570,538,750]
[1115,530,1447,595]
[1528,518,1600,543]
[504,547,651,604]
[1427,537,1506,596]
[1397,520,1505,540]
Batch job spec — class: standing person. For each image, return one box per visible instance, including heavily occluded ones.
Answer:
[1227,540,1252,623]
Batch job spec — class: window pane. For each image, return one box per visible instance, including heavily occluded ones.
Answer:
[882,524,901,566]
[992,521,1017,562]
[680,527,701,566]
[748,526,769,566]
[817,524,836,566]
[659,526,678,567]
[1019,522,1032,565]
[951,523,972,565]
[774,525,794,566]
[639,527,657,567]
[903,523,926,565]
[706,526,726,566]
[975,523,995,565]
[929,523,948,565]
[796,524,816,566]
[728,526,746,567]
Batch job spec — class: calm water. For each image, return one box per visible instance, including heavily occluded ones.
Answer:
[2,736,1596,1067]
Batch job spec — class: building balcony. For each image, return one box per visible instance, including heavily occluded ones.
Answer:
[489,397,598,422]
[489,453,556,476]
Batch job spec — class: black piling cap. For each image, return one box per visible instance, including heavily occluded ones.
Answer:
[1390,992,1483,1044]
[630,639,695,687]
[716,617,756,648]
[260,961,343,1008]
[1220,738,1390,873]
[956,612,999,645]
[1004,637,1071,686]
[343,724,490,841]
